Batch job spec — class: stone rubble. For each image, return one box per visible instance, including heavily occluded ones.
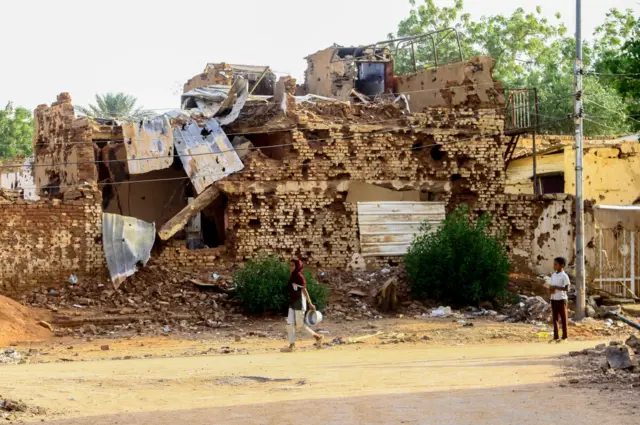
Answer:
[565,334,640,389]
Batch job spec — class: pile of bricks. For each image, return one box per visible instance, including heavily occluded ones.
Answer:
[155,240,227,270]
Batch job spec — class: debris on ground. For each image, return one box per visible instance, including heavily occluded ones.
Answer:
[0,348,23,365]
[501,296,550,323]
[564,334,640,390]
[0,397,45,420]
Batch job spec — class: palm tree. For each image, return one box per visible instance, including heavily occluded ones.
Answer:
[76,93,154,120]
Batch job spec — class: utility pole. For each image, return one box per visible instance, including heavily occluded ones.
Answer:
[574,0,586,319]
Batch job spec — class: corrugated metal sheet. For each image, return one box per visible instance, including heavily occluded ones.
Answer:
[173,118,244,194]
[102,213,156,288]
[121,116,174,174]
[357,202,446,257]
[181,78,249,126]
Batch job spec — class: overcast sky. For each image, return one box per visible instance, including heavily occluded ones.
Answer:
[1,0,638,112]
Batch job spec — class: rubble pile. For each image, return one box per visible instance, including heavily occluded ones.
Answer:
[17,263,411,335]
[319,267,410,320]
[0,348,22,365]
[501,296,551,322]
[0,397,45,421]
[565,335,640,389]
[21,265,242,335]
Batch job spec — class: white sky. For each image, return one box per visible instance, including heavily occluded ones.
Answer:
[1,0,638,112]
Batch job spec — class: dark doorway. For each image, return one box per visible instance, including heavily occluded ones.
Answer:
[201,193,228,248]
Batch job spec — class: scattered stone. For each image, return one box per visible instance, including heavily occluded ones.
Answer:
[609,340,623,347]
[38,320,54,331]
[606,346,636,370]
[0,398,28,412]
[568,378,580,384]
[595,343,607,351]
[100,345,110,351]
[625,334,639,349]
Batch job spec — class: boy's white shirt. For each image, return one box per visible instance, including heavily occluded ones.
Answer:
[550,271,570,301]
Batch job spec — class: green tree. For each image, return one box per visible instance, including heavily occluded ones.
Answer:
[405,205,510,306]
[392,1,635,136]
[0,102,34,158]
[594,12,640,131]
[76,93,153,120]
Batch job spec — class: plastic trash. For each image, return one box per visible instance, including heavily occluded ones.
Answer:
[380,268,391,274]
[68,274,78,285]
[49,289,56,295]
[430,306,452,317]
[212,273,220,280]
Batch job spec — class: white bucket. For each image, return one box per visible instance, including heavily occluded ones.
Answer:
[305,310,323,326]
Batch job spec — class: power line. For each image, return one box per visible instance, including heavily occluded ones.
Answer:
[0,93,576,153]
[587,71,640,78]
[583,117,625,133]
[584,97,640,125]
[7,115,572,193]
[0,103,576,171]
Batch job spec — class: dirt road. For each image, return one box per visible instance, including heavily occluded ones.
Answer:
[1,338,635,425]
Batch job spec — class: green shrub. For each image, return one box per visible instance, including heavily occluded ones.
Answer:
[405,205,510,306]
[233,256,329,313]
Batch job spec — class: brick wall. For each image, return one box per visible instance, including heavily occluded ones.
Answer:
[220,105,508,268]
[0,188,104,293]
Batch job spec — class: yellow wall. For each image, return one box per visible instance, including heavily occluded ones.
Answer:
[506,142,640,205]
[564,143,640,205]
[505,153,563,194]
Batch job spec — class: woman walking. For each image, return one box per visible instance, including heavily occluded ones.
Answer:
[281,259,323,352]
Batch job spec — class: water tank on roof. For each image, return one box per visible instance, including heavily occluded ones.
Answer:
[356,62,385,97]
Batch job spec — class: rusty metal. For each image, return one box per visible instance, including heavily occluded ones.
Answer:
[173,118,244,195]
[504,88,538,135]
[121,116,174,174]
[503,134,521,165]
[357,202,446,257]
[329,28,464,72]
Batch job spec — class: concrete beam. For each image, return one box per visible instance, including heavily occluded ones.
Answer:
[157,185,220,241]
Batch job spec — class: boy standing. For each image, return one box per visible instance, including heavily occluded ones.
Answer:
[550,257,570,342]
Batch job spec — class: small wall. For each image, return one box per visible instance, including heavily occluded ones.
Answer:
[33,94,98,193]
[564,143,640,205]
[502,194,595,276]
[0,188,105,293]
[155,241,226,270]
[304,47,355,100]
[395,56,504,112]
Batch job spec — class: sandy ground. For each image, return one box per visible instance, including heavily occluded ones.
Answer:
[0,318,637,424]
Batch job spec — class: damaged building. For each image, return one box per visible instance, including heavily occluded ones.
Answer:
[0,37,597,295]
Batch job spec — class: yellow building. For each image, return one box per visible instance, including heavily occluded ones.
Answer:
[506,135,640,205]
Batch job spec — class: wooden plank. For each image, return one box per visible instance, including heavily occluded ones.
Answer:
[157,186,220,241]
[356,201,445,257]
